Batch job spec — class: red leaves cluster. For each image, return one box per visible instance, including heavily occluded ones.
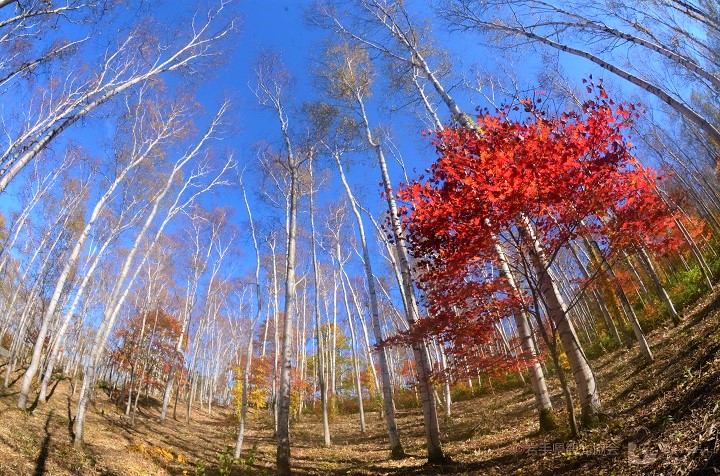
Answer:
[111,309,184,390]
[397,83,677,362]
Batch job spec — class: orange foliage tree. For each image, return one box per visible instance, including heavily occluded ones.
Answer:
[111,309,183,394]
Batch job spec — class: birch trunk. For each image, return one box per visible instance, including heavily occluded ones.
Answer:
[276,162,298,475]
[491,234,556,431]
[583,238,654,361]
[568,241,624,346]
[0,4,234,192]
[637,248,681,325]
[19,108,170,409]
[356,92,446,463]
[440,7,720,144]
[519,223,602,426]
[234,177,263,458]
[73,107,230,446]
[337,243,367,434]
[308,158,331,447]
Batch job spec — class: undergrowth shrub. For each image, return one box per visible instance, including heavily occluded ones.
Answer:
[668,265,707,312]
[585,332,619,359]
[393,388,421,410]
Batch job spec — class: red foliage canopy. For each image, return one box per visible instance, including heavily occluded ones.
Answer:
[110,309,183,389]
[397,83,677,360]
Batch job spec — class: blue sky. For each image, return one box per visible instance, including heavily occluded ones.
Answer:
[0,0,617,288]
[0,0,678,316]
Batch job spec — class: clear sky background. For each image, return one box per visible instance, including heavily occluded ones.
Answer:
[0,0,668,301]
[202,0,613,265]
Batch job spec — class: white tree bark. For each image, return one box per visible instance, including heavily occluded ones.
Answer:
[18,88,177,409]
[73,105,232,446]
[0,2,234,192]
[307,156,332,447]
[234,175,263,458]
[520,222,603,425]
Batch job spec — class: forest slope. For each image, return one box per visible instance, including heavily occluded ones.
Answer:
[1,289,719,476]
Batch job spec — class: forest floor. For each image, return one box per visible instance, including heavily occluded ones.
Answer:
[1,290,719,476]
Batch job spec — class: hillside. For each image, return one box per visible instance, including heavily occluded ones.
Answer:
[1,290,718,475]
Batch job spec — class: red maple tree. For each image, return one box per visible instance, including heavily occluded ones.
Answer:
[396,82,677,364]
[111,309,183,392]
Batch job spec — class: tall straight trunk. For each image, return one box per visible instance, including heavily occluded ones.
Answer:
[135,310,161,422]
[340,263,381,392]
[235,175,264,457]
[270,240,280,435]
[614,282,653,361]
[519,223,602,427]
[0,187,74,339]
[234,334,254,457]
[170,240,225,423]
[341,260,381,400]
[5,211,71,389]
[584,238,654,361]
[637,248,681,325]
[296,289,307,419]
[308,158,331,447]
[331,277,338,397]
[554,270,595,343]
[488,225,555,430]
[542,319,579,438]
[161,271,201,422]
[337,244,366,434]
[74,111,230,446]
[257,63,302,471]
[568,241,624,346]
[19,121,168,409]
[276,164,298,475]
[355,92,446,463]
[437,345,452,419]
[185,372,197,423]
[357,5,549,432]
[675,217,714,289]
[624,253,651,304]
[0,161,68,282]
[39,227,116,403]
[126,320,147,416]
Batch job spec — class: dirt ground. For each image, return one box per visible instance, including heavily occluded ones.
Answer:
[1,290,719,475]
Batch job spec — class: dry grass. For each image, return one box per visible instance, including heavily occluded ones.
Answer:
[1,290,719,475]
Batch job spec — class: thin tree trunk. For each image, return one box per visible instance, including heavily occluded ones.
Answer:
[356,92,446,463]
[520,223,602,427]
[308,158,331,447]
[637,248,681,325]
[449,17,720,144]
[584,238,653,361]
[491,229,556,430]
[334,152,405,456]
[337,245,366,434]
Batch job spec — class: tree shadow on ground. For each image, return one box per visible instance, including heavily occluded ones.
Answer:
[27,379,62,413]
[34,410,53,476]
[66,395,75,442]
[43,377,64,404]
[6,368,26,388]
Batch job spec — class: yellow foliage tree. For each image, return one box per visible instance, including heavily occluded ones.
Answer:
[231,356,272,419]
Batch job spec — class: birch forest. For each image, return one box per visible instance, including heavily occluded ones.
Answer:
[0,1,718,475]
